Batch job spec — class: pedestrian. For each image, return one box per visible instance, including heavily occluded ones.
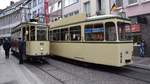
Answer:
[18,38,25,64]
[140,40,145,57]
[3,38,11,59]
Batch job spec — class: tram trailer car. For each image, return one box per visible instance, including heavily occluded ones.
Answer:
[11,22,50,59]
[49,14,133,67]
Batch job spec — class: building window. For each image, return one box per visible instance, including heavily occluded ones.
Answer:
[28,3,31,8]
[128,0,137,5]
[51,1,62,13]
[84,1,91,17]
[116,0,123,7]
[97,0,101,11]
[33,10,37,18]
[33,0,37,7]
[58,1,62,9]
[64,0,79,7]
[38,0,43,4]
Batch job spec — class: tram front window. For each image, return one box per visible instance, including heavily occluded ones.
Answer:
[105,22,116,41]
[117,22,132,41]
[30,26,35,41]
[37,30,47,41]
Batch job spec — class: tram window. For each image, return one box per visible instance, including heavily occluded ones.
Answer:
[85,24,104,41]
[22,27,26,40]
[117,22,132,41]
[37,30,47,41]
[49,31,53,41]
[61,28,69,41]
[70,26,81,41]
[30,26,35,41]
[26,26,30,41]
[53,30,60,41]
[105,22,116,41]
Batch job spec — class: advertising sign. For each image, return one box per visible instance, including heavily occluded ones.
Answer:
[131,24,141,32]
[44,0,49,24]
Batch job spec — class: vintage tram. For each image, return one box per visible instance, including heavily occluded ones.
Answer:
[49,14,133,67]
[11,22,50,59]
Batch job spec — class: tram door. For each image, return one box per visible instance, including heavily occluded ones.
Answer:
[22,27,26,40]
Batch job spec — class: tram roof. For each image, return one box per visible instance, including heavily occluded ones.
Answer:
[87,15,130,21]
[12,22,48,29]
[49,14,130,28]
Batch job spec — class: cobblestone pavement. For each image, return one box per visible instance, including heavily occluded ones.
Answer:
[24,57,150,84]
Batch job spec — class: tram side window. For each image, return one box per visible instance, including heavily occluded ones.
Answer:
[105,22,116,41]
[22,27,26,40]
[49,31,53,41]
[85,24,104,41]
[117,22,132,41]
[70,26,81,41]
[26,26,30,41]
[53,30,60,41]
[61,28,69,41]
[37,30,47,41]
[30,26,35,41]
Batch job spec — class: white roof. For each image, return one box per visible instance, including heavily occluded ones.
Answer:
[87,15,122,20]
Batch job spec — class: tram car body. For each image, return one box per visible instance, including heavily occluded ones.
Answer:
[49,14,133,67]
[11,22,50,58]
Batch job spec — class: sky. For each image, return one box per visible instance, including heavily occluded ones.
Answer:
[0,0,20,9]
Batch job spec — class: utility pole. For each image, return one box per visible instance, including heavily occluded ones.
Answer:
[61,0,63,18]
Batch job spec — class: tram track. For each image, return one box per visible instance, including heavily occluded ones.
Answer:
[24,58,150,84]
[118,66,150,83]
[46,58,150,83]
[30,61,89,84]
[33,64,65,84]
[113,68,150,83]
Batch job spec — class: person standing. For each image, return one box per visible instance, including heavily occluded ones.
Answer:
[18,38,25,64]
[140,40,145,57]
[3,38,11,59]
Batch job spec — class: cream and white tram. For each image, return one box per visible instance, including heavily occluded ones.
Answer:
[11,22,50,58]
[49,14,133,67]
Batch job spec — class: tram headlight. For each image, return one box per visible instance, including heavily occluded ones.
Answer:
[40,48,44,51]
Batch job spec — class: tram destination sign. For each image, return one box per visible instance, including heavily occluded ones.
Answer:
[85,28,104,33]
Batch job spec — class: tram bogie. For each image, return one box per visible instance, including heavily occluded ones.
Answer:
[49,14,133,67]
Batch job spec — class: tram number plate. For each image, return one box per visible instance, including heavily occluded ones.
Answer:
[40,43,44,45]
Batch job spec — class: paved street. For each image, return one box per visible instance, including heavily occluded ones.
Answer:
[0,46,43,84]
[1,45,150,84]
[25,57,150,84]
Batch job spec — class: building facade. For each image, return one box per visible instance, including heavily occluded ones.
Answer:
[81,0,110,17]
[48,0,62,22]
[0,0,29,39]
[111,0,150,56]
[26,0,46,23]
[48,0,111,22]
[0,0,49,40]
